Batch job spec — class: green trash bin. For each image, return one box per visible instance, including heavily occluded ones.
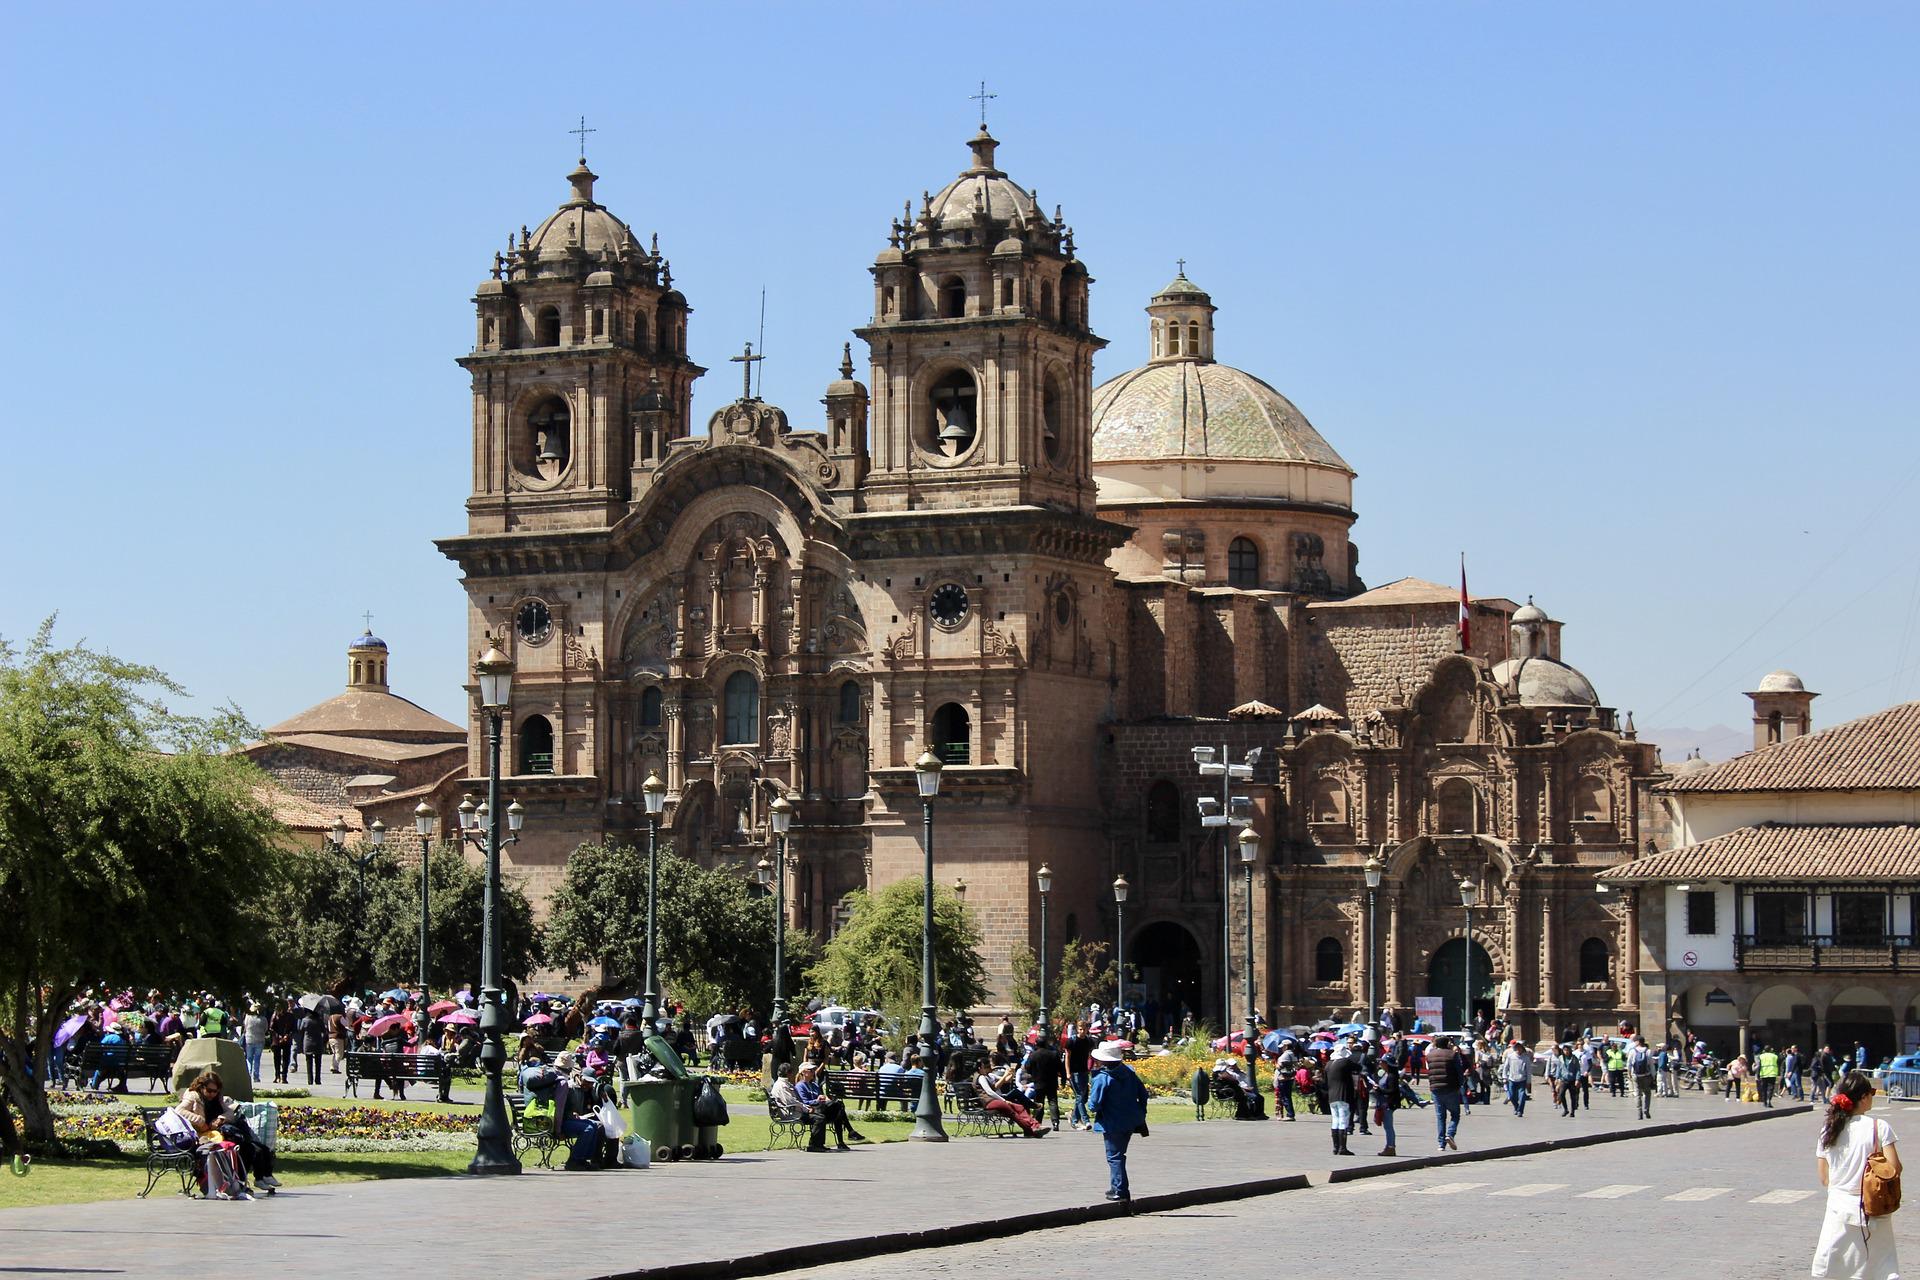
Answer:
[622,1033,697,1161]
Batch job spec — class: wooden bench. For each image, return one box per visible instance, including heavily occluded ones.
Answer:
[506,1092,563,1169]
[67,1043,176,1092]
[825,1069,918,1112]
[947,1080,1020,1137]
[344,1050,451,1100]
[136,1107,197,1199]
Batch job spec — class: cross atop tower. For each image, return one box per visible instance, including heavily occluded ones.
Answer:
[569,115,597,162]
[1176,257,1186,276]
[729,342,764,401]
[970,80,997,128]
[362,610,375,632]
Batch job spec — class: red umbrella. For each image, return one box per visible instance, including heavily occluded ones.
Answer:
[427,1000,459,1016]
[363,1013,409,1037]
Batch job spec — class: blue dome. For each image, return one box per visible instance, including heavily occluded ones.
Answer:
[350,631,388,650]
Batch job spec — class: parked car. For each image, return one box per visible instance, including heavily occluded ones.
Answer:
[1873,1054,1920,1099]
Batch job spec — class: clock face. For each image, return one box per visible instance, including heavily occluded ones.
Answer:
[517,599,552,644]
[929,582,970,629]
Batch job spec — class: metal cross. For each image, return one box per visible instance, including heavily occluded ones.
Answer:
[362,610,375,632]
[569,116,597,161]
[970,80,997,128]
[1177,257,1186,276]
[729,342,764,400]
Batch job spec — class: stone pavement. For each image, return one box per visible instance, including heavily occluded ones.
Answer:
[0,1090,1800,1279]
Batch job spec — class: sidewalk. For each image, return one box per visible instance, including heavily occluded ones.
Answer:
[0,1090,1802,1279]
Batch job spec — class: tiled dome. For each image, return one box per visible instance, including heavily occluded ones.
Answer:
[1091,361,1349,469]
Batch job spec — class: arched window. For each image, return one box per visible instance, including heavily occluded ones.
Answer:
[1188,321,1201,355]
[1578,937,1610,984]
[1310,776,1348,825]
[1574,770,1610,822]
[837,680,861,725]
[1227,537,1259,588]
[1041,371,1065,462]
[937,275,967,319]
[1314,937,1345,983]
[932,702,970,765]
[1145,780,1181,842]
[723,671,759,745]
[999,277,1015,308]
[1040,280,1055,320]
[1767,711,1783,744]
[926,369,978,458]
[1151,321,1162,357]
[640,686,663,728]
[1436,778,1477,834]
[518,715,554,774]
[528,397,570,478]
[535,305,561,346]
[1167,322,1182,356]
[610,310,622,341]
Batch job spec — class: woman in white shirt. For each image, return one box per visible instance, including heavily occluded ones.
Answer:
[1813,1069,1902,1279]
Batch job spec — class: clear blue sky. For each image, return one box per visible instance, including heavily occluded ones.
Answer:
[4,4,1915,750]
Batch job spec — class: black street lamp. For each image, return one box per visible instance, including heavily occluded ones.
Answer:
[1238,826,1259,1057]
[641,771,667,1036]
[910,750,948,1143]
[413,801,436,1026]
[767,794,793,1033]
[1036,863,1053,1037]
[1113,874,1129,1018]
[469,640,521,1175]
[1363,852,1384,1026]
[1193,743,1260,1032]
[1458,876,1480,1032]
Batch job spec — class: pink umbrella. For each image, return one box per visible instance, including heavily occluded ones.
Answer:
[363,1013,409,1037]
[438,1010,479,1026]
[427,1000,459,1016]
[522,1013,553,1027]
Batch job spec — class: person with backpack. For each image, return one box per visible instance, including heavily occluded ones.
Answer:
[1370,1052,1403,1156]
[1810,1069,1901,1279]
[1554,1044,1583,1117]
[1427,1034,1465,1152]
[1272,1042,1297,1122]
[1628,1035,1656,1119]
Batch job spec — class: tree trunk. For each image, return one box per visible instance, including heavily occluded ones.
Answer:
[0,1038,56,1146]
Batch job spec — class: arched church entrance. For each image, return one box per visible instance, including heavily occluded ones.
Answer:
[1128,921,1203,1041]
[1426,938,1495,1030]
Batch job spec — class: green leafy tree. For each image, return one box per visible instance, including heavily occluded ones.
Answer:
[1009,938,1114,1029]
[542,840,815,1017]
[0,621,289,1151]
[270,842,537,999]
[807,879,988,1016]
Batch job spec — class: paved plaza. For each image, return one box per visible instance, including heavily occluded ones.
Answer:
[0,1090,1809,1278]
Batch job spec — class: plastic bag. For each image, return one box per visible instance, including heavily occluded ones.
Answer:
[596,1099,629,1139]
[617,1133,650,1168]
[692,1077,730,1127]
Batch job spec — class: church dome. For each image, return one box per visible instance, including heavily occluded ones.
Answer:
[925,128,1044,230]
[350,631,387,650]
[525,161,638,262]
[1511,600,1547,624]
[1490,655,1601,708]
[1756,669,1806,693]
[1092,361,1349,469]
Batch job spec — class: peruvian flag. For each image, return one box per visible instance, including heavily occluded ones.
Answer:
[1458,554,1471,652]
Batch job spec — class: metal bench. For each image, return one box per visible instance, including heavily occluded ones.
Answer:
[344,1050,451,1100]
[506,1092,563,1169]
[136,1107,198,1199]
[69,1044,177,1092]
[766,1096,812,1149]
[947,1080,1020,1137]
[826,1068,917,1112]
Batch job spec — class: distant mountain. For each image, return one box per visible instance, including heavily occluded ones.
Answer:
[1640,724,1750,764]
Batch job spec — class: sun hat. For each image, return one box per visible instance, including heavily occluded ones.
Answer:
[797,1061,819,1075]
[1091,1043,1125,1063]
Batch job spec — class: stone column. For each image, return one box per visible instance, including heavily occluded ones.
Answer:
[1738,1017,1752,1059]
[1387,890,1405,1015]
[665,701,684,793]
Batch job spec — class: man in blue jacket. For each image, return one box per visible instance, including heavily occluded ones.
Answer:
[1088,1043,1148,1203]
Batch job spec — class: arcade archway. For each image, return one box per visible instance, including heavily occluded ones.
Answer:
[1128,921,1204,1040]
[1426,938,1495,1030]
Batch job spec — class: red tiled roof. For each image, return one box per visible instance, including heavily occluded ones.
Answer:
[1658,701,1920,794]
[1310,577,1519,612]
[1599,823,1920,883]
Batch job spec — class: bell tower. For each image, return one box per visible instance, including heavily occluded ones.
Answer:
[459,155,704,534]
[856,126,1104,514]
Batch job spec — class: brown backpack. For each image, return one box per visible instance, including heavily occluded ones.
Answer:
[1864,1122,1902,1218]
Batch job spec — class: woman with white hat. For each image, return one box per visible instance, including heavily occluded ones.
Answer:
[1087,1043,1148,1203]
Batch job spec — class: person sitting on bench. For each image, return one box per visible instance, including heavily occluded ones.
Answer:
[795,1062,865,1150]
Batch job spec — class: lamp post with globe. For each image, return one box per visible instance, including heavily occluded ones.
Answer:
[910,751,949,1142]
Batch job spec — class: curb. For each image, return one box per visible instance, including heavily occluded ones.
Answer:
[602,1105,1807,1280]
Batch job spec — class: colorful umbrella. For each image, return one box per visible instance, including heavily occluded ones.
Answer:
[438,1010,479,1026]
[522,1013,554,1027]
[362,1014,409,1037]
[54,1015,87,1048]
[427,1000,459,1016]
[587,1016,620,1030]
[380,988,411,1002]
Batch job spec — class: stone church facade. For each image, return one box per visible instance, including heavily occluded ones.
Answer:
[426,124,1669,1039]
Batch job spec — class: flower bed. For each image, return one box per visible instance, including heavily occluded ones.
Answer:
[52,1100,476,1154]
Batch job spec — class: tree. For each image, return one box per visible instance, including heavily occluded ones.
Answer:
[0,622,289,1152]
[1010,938,1114,1028]
[542,840,815,1017]
[807,879,988,1016]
